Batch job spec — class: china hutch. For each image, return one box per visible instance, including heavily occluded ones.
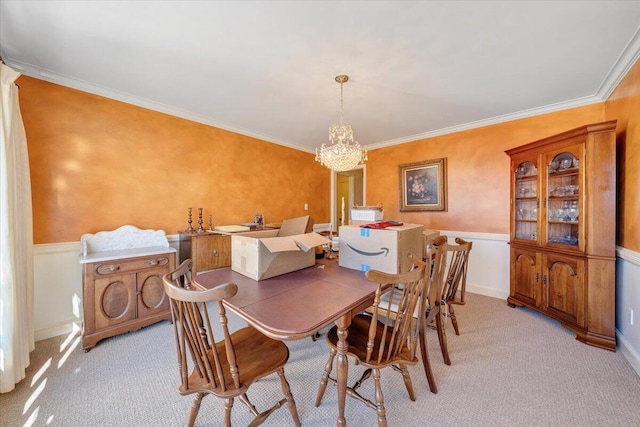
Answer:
[505,121,617,351]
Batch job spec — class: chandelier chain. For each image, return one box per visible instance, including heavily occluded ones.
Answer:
[339,79,344,125]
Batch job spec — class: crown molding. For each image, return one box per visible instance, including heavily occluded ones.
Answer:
[596,26,640,100]
[365,95,603,150]
[8,59,312,153]
[9,27,639,156]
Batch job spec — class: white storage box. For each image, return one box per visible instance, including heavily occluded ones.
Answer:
[350,206,383,225]
[231,216,329,280]
[338,223,424,274]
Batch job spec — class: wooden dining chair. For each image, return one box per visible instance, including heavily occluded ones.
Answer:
[162,259,301,427]
[442,238,473,335]
[368,236,448,393]
[315,254,428,427]
[422,235,451,369]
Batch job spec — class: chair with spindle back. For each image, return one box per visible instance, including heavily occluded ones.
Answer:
[315,254,428,426]
[361,236,449,393]
[162,259,301,427]
[422,235,452,369]
[442,237,473,335]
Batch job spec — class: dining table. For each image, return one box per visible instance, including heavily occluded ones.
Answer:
[193,257,387,426]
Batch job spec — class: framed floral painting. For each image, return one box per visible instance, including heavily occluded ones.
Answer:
[399,158,447,211]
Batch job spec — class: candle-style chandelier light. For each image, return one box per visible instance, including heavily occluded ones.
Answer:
[315,75,367,172]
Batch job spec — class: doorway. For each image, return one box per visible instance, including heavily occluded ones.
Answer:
[331,165,366,231]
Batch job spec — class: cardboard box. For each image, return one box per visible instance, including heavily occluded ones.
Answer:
[231,216,329,280]
[338,223,424,274]
[350,207,383,225]
[423,229,440,246]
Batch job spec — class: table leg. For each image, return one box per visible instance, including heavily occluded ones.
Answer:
[335,314,351,426]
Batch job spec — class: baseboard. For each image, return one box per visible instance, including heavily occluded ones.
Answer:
[35,319,81,342]
[617,329,640,377]
[467,284,509,300]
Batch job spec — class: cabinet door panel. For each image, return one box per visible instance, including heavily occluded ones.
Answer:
[543,143,583,253]
[137,267,170,317]
[194,235,231,272]
[543,254,584,327]
[511,155,540,244]
[510,248,538,306]
[94,274,136,329]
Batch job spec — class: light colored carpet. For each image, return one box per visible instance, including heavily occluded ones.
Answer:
[2,293,639,426]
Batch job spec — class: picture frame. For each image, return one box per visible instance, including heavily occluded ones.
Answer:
[254,213,264,227]
[399,158,447,212]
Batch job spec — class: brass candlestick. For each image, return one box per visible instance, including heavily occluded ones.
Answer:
[325,228,336,259]
[196,208,205,233]
[208,214,213,232]
[185,208,194,232]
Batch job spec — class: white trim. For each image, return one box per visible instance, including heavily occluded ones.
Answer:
[365,96,602,150]
[8,59,310,153]
[330,164,366,232]
[596,26,640,100]
[34,321,81,343]
[467,283,509,300]
[9,55,609,153]
[617,330,640,378]
[617,245,640,267]
[33,241,80,255]
[29,237,640,358]
[438,230,510,243]
[436,230,512,302]
[10,29,639,155]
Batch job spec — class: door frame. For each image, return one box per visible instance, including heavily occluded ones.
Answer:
[330,164,366,232]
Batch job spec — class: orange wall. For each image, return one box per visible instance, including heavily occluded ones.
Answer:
[605,59,640,252]
[19,61,639,251]
[366,105,605,234]
[19,77,331,243]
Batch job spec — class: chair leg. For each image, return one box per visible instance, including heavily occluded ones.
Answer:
[315,347,337,406]
[352,368,372,392]
[449,304,460,336]
[222,397,233,427]
[187,392,205,427]
[436,308,451,365]
[399,363,416,401]
[419,318,438,394]
[238,393,259,416]
[372,368,387,427]
[277,368,302,427]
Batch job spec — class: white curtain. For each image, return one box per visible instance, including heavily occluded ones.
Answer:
[0,62,34,393]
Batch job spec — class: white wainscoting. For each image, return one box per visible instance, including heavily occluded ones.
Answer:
[32,242,83,341]
[32,238,181,342]
[439,230,511,300]
[32,232,639,375]
[615,247,640,376]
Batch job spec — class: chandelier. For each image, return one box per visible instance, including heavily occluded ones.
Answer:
[315,75,367,172]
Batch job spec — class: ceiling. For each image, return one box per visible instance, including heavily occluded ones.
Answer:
[1,1,639,153]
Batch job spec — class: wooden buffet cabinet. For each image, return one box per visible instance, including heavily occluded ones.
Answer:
[178,231,231,275]
[80,226,176,350]
[505,121,617,351]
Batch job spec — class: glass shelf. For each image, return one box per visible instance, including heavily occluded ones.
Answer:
[513,160,539,242]
[546,152,580,248]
